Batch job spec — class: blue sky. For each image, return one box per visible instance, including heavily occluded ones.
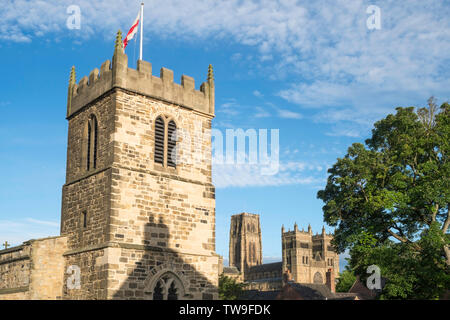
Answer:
[0,0,449,270]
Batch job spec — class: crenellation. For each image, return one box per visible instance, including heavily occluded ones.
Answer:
[88,68,99,85]
[67,44,214,119]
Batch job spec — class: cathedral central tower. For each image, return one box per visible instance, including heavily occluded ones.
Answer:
[229,213,263,273]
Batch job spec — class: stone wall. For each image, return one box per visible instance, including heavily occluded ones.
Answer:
[0,245,31,299]
[0,236,67,300]
[62,246,108,300]
[106,246,219,299]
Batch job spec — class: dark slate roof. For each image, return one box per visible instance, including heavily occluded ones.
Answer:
[239,290,280,300]
[223,266,240,274]
[288,283,335,300]
[247,277,282,283]
[331,292,359,300]
[348,276,387,300]
[247,262,282,274]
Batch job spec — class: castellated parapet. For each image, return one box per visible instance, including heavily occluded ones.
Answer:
[67,39,214,119]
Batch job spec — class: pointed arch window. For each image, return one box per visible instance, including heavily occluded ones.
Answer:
[154,116,178,168]
[151,272,184,300]
[167,120,177,168]
[154,116,165,165]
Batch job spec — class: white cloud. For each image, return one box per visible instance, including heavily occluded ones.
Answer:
[276,108,303,119]
[213,161,324,188]
[25,218,59,227]
[254,106,271,118]
[253,90,263,98]
[219,99,240,116]
[2,0,448,136]
[0,218,60,247]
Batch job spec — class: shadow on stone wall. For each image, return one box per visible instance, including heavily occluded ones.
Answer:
[111,221,218,300]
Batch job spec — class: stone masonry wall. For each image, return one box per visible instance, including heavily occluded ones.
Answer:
[106,246,219,299]
[61,169,112,249]
[0,245,31,299]
[0,237,67,300]
[63,247,107,300]
[29,237,67,299]
[65,93,115,183]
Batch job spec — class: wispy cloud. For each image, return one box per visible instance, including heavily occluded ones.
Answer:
[24,218,59,227]
[2,0,448,137]
[0,218,59,247]
[253,90,263,98]
[254,106,271,118]
[213,161,325,188]
[276,108,303,119]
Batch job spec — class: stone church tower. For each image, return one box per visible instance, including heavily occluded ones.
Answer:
[60,30,219,299]
[282,224,339,284]
[229,213,262,273]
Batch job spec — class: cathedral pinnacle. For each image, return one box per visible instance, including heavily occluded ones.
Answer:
[207,64,214,81]
[69,66,76,86]
[114,29,123,51]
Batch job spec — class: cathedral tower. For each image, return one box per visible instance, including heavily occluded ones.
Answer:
[229,213,262,273]
[282,224,339,284]
[60,31,218,299]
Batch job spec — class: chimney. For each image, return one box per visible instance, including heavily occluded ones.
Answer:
[326,268,335,293]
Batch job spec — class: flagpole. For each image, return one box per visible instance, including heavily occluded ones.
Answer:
[139,2,144,60]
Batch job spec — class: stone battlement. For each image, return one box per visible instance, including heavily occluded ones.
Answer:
[67,31,215,118]
[282,224,333,237]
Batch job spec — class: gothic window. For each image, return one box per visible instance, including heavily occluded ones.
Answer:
[153,281,163,300]
[83,114,98,171]
[154,116,165,165]
[154,117,178,168]
[167,281,178,300]
[151,272,184,300]
[313,272,323,284]
[167,120,177,168]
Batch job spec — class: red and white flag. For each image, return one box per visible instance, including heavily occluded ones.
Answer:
[123,11,140,49]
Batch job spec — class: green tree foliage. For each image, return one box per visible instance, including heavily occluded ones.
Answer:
[317,98,450,299]
[218,274,246,300]
[336,268,356,292]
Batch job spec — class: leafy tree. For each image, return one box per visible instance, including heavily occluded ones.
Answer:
[218,274,246,300]
[336,268,356,292]
[317,98,450,299]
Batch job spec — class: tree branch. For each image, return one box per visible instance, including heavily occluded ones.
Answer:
[442,206,450,233]
[444,245,450,267]
[431,203,439,223]
[387,229,409,243]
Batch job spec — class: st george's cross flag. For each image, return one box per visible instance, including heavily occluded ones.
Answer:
[123,11,140,49]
